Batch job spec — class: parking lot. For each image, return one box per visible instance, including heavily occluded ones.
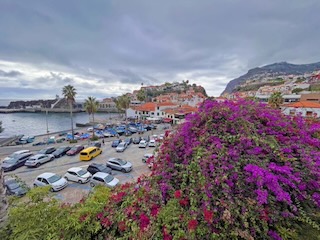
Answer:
[1,126,168,203]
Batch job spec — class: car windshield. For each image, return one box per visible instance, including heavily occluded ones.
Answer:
[8,183,20,190]
[47,175,61,183]
[96,165,107,171]
[70,146,78,151]
[77,169,87,176]
[104,175,114,183]
[3,158,17,164]
[116,159,127,165]
[118,143,125,147]
[38,149,47,154]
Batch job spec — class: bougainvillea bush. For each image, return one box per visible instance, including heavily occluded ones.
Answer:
[97,99,319,239]
[3,100,319,239]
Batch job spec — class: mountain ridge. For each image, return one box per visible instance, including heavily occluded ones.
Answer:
[221,61,320,95]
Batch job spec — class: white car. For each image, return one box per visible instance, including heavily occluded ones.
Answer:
[25,154,54,167]
[159,133,165,140]
[116,142,128,152]
[64,167,92,184]
[139,140,148,148]
[87,127,94,132]
[142,153,154,163]
[33,172,68,192]
[90,172,119,188]
[3,150,31,161]
[149,139,156,147]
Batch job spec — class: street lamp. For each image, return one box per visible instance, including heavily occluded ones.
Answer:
[45,105,49,142]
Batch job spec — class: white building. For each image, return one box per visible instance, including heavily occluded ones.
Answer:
[281,101,320,118]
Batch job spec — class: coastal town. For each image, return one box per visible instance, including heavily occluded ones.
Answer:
[1,1,320,238]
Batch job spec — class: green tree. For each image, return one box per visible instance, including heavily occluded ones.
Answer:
[115,94,130,120]
[84,96,99,139]
[268,92,283,108]
[137,89,146,102]
[292,88,304,94]
[1,186,110,240]
[84,96,99,124]
[62,85,77,140]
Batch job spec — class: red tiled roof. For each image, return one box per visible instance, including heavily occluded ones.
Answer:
[135,102,157,111]
[285,101,320,108]
[157,102,177,107]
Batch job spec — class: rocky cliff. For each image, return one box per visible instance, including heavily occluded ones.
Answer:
[7,99,57,109]
[221,61,320,94]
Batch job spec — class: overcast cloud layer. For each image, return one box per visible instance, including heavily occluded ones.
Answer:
[0,0,319,100]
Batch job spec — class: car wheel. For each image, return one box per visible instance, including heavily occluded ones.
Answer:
[51,157,54,161]
[33,184,37,188]
[50,188,54,192]
[121,168,126,173]
[36,163,41,168]
[78,180,82,184]
[65,177,69,181]
[90,182,95,187]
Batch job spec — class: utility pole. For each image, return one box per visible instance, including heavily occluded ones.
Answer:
[45,106,49,142]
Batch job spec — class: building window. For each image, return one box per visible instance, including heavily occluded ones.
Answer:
[157,113,159,116]
[306,111,313,117]
[289,109,296,115]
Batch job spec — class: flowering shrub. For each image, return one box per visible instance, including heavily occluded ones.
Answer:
[98,100,319,239]
[3,100,319,239]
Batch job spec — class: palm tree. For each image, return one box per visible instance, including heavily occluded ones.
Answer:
[268,92,283,109]
[62,85,77,140]
[115,94,131,131]
[84,97,99,123]
[84,97,99,138]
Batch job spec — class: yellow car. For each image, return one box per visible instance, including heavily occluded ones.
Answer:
[79,147,102,161]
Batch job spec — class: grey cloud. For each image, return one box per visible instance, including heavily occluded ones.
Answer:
[0,69,22,77]
[0,0,320,97]
[109,69,157,85]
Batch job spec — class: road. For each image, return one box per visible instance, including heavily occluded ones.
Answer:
[1,125,169,203]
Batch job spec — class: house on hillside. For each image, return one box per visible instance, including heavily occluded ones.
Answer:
[99,98,117,112]
[126,102,178,120]
[281,101,320,118]
[162,105,198,124]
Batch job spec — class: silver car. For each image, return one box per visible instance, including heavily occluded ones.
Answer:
[116,142,128,152]
[25,154,54,167]
[106,158,132,172]
[90,172,119,188]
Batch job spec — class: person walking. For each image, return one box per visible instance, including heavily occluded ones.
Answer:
[102,139,105,145]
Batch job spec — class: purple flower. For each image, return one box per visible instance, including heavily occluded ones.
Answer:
[256,189,268,205]
[268,230,282,240]
[312,192,320,207]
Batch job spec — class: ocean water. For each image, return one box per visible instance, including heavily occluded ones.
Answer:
[0,112,119,138]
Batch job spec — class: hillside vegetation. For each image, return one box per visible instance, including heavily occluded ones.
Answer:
[1,100,319,239]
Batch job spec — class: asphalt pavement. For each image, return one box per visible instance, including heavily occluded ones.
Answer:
[0,124,170,203]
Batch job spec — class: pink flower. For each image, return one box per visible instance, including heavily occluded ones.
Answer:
[204,209,214,223]
[151,204,160,217]
[188,219,198,231]
[174,190,182,199]
[139,213,150,231]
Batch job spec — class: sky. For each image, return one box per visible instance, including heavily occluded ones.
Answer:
[0,0,320,100]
